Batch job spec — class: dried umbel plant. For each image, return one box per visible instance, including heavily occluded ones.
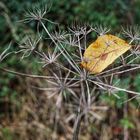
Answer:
[1,3,140,140]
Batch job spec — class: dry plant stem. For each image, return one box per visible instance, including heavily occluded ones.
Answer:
[0,67,80,81]
[0,67,52,79]
[122,95,139,104]
[84,33,87,51]
[77,35,83,61]
[81,80,86,106]
[72,82,84,140]
[73,108,82,140]
[0,43,14,62]
[41,21,81,73]
[90,80,140,95]
[123,96,129,140]
[95,64,136,77]
[73,76,88,140]
[99,65,140,78]
[52,109,59,140]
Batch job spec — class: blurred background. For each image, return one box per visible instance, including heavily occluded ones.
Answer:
[0,0,140,140]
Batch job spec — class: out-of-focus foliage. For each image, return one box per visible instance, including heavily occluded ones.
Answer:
[1,0,140,46]
[120,117,135,129]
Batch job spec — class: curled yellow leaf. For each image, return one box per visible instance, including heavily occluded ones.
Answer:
[81,34,131,74]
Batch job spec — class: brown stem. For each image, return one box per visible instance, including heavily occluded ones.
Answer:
[73,113,82,140]
[0,67,52,79]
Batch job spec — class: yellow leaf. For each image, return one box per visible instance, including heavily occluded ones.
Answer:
[81,34,131,74]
